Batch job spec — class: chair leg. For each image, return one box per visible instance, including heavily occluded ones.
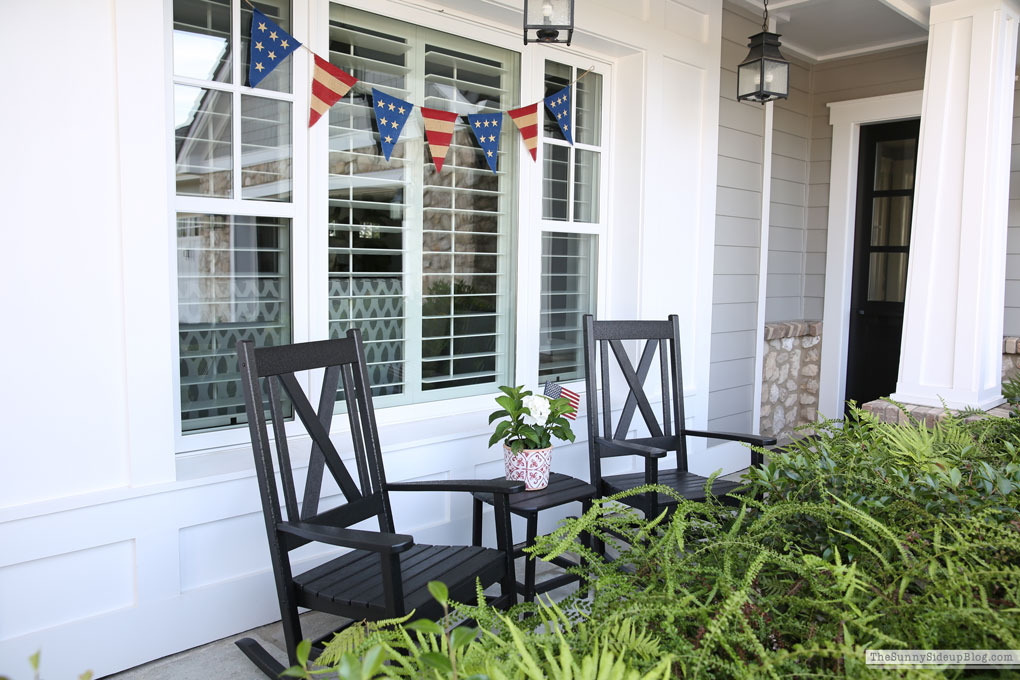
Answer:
[472,497,483,547]
[524,513,538,603]
[579,499,592,593]
[236,638,287,679]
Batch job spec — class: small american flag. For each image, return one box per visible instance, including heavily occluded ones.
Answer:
[544,381,580,420]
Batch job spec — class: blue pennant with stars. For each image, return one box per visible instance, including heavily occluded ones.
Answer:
[544,86,573,145]
[467,113,503,174]
[248,9,301,88]
[372,88,414,161]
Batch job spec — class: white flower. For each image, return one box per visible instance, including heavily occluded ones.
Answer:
[522,394,551,427]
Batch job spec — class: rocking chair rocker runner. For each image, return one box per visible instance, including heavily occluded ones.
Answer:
[234,331,522,677]
[582,315,777,519]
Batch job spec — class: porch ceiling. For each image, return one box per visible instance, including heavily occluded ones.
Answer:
[734,0,936,62]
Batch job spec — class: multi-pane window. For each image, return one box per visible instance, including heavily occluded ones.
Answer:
[172,0,296,433]
[326,6,520,404]
[538,60,604,382]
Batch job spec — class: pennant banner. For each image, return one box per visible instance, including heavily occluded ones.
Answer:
[249,9,301,88]
[372,88,414,161]
[420,107,459,172]
[467,113,503,174]
[309,55,358,128]
[544,86,573,146]
[507,103,539,162]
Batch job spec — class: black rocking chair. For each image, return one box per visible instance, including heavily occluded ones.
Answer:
[582,315,776,520]
[235,331,522,677]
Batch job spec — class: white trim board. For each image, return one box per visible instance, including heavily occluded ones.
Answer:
[817,91,923,420]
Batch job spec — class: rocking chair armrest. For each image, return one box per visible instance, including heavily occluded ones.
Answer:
[277,521,414,554]
[683,429,778,447]
[387,479,526,495]
[595,437,667,459]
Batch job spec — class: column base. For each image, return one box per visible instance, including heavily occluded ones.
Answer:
[862,397,1011,426]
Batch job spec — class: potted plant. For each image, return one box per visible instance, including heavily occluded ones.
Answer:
[488,385,576,490]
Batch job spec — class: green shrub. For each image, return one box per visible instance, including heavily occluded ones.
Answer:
[299,405,1020,679]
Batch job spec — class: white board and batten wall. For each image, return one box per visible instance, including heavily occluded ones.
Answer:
[0,1,726,677]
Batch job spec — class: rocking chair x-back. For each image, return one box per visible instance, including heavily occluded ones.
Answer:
[582,315,776,519]
[234,330,522,677]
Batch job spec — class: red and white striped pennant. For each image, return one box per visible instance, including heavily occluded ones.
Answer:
[420,107,459,172]
[507,103,539,161]
[309,54,358,128]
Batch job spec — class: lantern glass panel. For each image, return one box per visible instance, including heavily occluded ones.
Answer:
[527,0,570,26]
[763,59,788,96]
[737,61,761,99]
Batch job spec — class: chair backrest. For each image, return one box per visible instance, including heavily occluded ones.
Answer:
[237,330,395,554]
[582,315,688,482]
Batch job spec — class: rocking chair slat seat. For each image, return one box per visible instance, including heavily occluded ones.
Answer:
[294,544,506,618]
[601,469,744,505]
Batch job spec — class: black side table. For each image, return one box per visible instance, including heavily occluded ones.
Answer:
[471,472,596,603]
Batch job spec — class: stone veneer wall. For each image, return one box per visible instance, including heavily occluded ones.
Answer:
[1003,337,1020,380]
[760,321,822,443]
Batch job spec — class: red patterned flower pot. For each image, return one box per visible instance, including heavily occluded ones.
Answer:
[503,444,553,491]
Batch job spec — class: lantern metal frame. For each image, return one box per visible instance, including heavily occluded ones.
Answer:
[736,0,790,104]
[523,0,574,46]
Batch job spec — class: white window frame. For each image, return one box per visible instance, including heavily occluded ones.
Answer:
[515,51,612,392]
[168,0,311,453]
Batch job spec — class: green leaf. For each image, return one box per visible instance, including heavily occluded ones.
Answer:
[495,395,515,412]
[79,673,94,680]
[997,475,1013,496]
[427,580,449,604]
[488,409,509,424]
[336,653,362,680]
[361,646,386,678]
[949,468,962,487]
[519,425,542,447]
[419,652,454,673]
[296,640,312,667]
[488,431,505,448]
[280,668,310,679]
[450,625,478,650]
[405,619,444,636]
[29,652,40,672]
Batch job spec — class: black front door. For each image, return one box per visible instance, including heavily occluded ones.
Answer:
[845,119,920,409]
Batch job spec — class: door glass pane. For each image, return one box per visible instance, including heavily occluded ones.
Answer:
[173,0,231,82]
[177,214,291,432]
[871,196,912,246]
[241,2,293,93]
[873,138,917,191]
[543,143,570,220]
[868,252,908,302]
[175,85,232,197]
[575,71,602,146]
[543,60,571,140]
[574,149,600,223]
[539,233,597,382]
[241,96,292,201]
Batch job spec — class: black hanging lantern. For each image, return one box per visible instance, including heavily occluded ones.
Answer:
[737,0,789,104]
[523,0,574,45]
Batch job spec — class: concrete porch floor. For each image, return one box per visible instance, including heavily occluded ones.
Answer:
[105,467,752,679]
[104,559,572,680]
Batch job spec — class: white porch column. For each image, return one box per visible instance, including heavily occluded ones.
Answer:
[891,0,1019,410]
